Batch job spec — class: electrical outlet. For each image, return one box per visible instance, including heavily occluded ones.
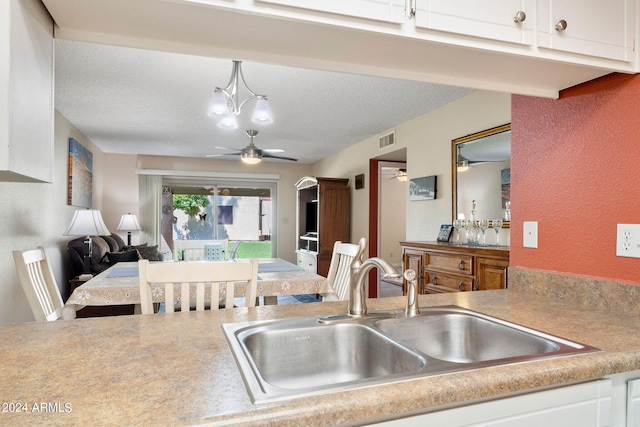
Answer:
[616,224,640,258]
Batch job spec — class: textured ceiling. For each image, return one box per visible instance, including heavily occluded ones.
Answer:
[54,40,473,163]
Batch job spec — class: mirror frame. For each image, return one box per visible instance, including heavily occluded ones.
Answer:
[451,123,511,228]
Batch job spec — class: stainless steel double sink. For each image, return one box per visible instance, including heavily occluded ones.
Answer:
[222,305,598,403]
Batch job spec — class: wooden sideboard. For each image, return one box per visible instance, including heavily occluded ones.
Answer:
[400,241,509,294]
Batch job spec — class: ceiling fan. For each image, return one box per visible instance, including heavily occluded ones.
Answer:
[206,130,298,164]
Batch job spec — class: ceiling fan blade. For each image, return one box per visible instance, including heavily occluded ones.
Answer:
[262,152,298,162]
[205,152,241,158]
[214,146,242,152]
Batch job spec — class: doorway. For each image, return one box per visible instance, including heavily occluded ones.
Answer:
[368,150,407,297]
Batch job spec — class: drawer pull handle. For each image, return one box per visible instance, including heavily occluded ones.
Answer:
[458,282,465,291]
[513,10,526,23]
[554,19,567,31]
[458,260,465,270]
[431,276,438,285]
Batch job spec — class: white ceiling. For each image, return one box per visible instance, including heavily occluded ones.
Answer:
[54,40,473,163]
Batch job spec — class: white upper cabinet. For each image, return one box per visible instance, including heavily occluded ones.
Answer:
[255,0,407,24]
[537,0,635,61]
[414,0,535,45]
[0,0,54,183]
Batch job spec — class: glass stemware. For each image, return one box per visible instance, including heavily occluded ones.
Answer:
[461,219,470,244]
[453,219,463,244]
[478,219,489,246]
[493,219,503,246]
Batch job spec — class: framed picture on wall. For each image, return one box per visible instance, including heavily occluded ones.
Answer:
[67,138,93,208]
[437,224,453,242]
[409,175,437,200]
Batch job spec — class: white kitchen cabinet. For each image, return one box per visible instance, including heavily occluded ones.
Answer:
[537,0,635,62]
[628,379,640,427]
[296,249,317,273]
[374,379,612,426]
[255,0,407,24]
[0,0,54,183]
[414,0,535,45]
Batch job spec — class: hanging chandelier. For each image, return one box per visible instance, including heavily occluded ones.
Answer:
[208,60,273,129]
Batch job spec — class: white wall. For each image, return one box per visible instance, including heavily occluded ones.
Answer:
[0,111,103,323]
[312,90,511,245]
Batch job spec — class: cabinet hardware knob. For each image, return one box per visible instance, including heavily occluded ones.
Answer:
[458,282,465,291]
[458,260,465,270]
[554,19,567,31]
[513,11,526,23]
[432,276,438,285]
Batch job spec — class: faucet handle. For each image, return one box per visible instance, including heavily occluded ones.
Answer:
[404,269,421,317]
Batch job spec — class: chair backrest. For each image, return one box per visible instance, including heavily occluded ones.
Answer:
[12,247,64,321]
[138,258,258,314]
[172,239,229,261]
[326,241,360,301]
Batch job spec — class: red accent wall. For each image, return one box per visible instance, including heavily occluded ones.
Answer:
[511,72,640,284]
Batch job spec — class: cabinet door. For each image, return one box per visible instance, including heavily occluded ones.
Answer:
[424,270,471,292]
[296,251,317,273]
[256,0,406,23]
[374,379,611,426]
[415,0,535,45]
[403,249,424,295]
[537,0,634,61]
[475,257,508,290]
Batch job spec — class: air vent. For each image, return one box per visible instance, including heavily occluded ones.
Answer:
[379,131,396,150]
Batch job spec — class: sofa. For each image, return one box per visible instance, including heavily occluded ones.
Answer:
[67,234,161,278]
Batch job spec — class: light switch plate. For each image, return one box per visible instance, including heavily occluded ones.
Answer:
[616,224,640,258]
[523,221,538,248]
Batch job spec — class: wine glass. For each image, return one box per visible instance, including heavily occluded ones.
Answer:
[453,219,463,244]
[478,219,489,246]
[493,219,503,246]
[461,219,470,243]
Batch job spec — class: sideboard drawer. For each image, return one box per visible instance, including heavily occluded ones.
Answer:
[425,253,472,275]
[424,270,472,292]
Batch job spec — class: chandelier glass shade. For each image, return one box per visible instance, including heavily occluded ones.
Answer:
[208,60,273,128]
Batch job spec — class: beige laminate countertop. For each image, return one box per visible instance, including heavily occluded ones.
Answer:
[3,269,640,426]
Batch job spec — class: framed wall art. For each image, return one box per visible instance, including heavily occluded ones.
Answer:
[67,138,93,208]
[409,175,437,201]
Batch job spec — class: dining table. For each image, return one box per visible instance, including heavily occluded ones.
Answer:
[62,258,333,320]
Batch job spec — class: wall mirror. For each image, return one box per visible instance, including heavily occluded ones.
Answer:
[452,123,511,228]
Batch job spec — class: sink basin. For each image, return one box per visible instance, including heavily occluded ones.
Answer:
[224,318,427,402]
[375,310,562,363]
[223,305,598,403]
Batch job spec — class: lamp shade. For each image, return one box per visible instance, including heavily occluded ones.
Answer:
[208,90,231,116]
[251,97,273,124]
[116,214,141,232]
[217,114,238,129]
[64,209,110,237]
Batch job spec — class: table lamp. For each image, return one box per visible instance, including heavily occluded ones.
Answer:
[116,213,141,246]
[64,209,110,280]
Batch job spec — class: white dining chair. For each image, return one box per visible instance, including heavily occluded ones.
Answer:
[325,240,360,301]
[12,247,65,321]
[138,258,258,314]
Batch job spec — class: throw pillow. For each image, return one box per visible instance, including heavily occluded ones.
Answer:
[123,243,147,252]
[137,245,160,261]
[105,249,140,265]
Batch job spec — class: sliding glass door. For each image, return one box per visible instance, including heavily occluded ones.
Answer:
[160,179,277,260]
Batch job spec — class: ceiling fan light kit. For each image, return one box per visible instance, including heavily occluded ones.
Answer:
[208,60,274,128]
[207,130,298,164]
